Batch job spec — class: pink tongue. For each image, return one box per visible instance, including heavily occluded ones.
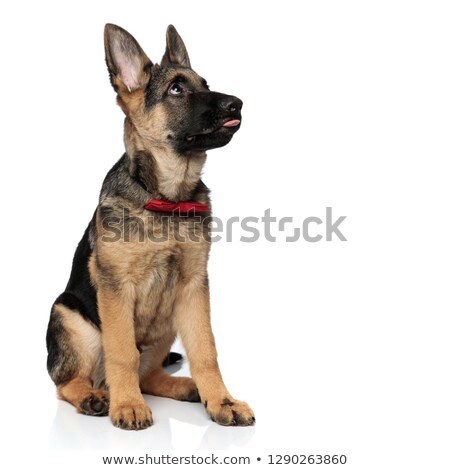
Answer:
[222,119,240,128]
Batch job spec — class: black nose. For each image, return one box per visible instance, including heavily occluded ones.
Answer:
[219,96,243,113]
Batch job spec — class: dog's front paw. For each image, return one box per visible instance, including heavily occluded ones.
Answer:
[109,401,153,430]
[205,398,255,426]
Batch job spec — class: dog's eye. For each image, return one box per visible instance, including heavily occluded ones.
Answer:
[169,83,183,96]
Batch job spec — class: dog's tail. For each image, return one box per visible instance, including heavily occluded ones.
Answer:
[162,351,183,367]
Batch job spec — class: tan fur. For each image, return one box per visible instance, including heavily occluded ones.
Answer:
[58,377,101,405]
[152,149,206,202]
[140,369,198,400]
[96,286,153,428]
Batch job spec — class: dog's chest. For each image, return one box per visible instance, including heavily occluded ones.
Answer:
[132,248,180,346]
[96,204,210,347]
[129,217,209,347]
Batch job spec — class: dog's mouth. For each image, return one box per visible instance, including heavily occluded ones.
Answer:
[185,117,241,142]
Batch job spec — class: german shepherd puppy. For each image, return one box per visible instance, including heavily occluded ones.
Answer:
[46,24,254,430]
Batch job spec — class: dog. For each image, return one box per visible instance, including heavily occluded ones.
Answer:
[46,24,254,430]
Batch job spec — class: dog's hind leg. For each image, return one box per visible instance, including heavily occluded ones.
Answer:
[139,338,200,403]
[140,369,200,402]
[47,303,109,416]
[58,377,109,416]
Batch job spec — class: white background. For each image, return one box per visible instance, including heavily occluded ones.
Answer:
[1,0,449,468]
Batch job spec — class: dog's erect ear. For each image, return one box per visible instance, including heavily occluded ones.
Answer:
[104,24,152,93]
[161,25,191,68]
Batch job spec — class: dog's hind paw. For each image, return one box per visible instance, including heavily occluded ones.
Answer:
[79,391,110,416]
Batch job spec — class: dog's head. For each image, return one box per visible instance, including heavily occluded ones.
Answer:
[104,24,242,154]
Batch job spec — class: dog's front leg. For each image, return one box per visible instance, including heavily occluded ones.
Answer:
[97,287,152,430]
[174,279,255,426]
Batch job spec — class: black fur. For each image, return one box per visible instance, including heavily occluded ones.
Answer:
[162,352,183,367]
[46,310,78,385]
[56,214,100,327]
[46,216,99,384]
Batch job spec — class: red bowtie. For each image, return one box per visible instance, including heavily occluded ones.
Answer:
[144,199,209,213]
